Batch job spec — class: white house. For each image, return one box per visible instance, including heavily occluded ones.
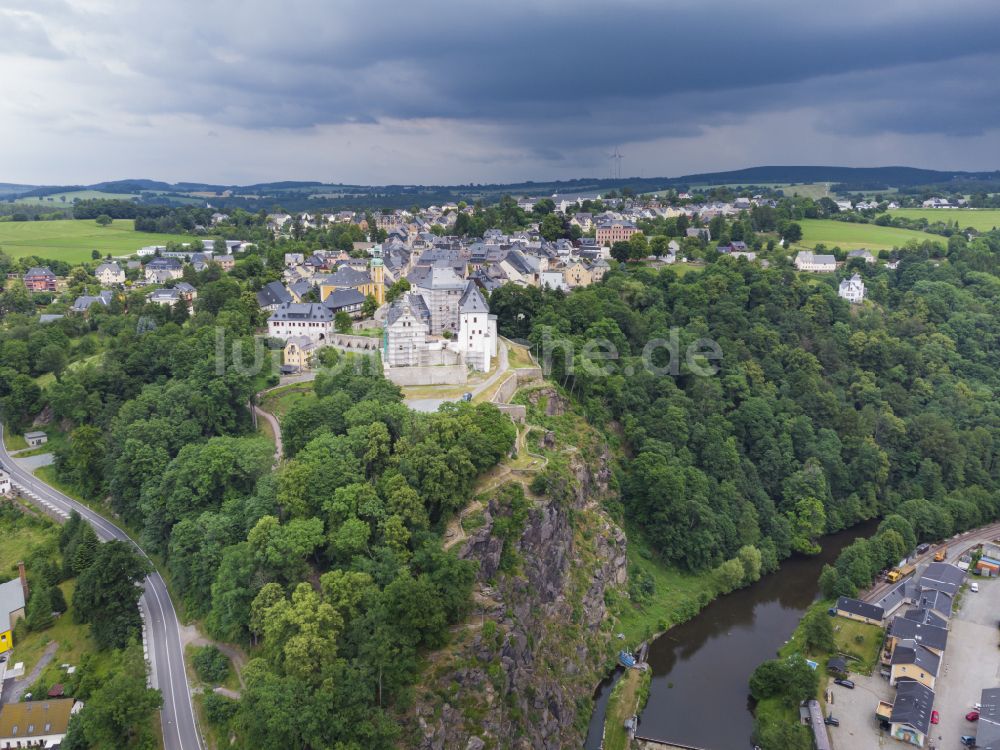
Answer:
[847,249,876,265]
[267,303,334,344]
[137,245,164,257]
[94,261,125,285]
[794,250,836,273]
[838,273,865,304]
[0,469,10,495]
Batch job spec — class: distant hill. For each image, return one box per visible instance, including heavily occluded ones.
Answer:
[4,166,999,211]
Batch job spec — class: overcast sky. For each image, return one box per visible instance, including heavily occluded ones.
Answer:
[3,0,1000,185]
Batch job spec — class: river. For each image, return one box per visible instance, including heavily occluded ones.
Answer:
[585,520,878,750]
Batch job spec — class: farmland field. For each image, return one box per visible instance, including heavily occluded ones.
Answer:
[0,219,195,263]
[796,218,941,251]
[12,189,137,205]
[888,208,1000,232]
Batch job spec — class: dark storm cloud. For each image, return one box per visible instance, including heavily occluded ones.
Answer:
[73,0,997,159]
[2,0,999,182]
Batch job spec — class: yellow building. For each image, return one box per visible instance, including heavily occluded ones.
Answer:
[283,336,318,372]
[0,575,27,654]
[318,253,385,306]
[889,642,939,690]
[562,261,593,288]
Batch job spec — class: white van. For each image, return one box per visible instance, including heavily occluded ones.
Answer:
[970,582,979,593]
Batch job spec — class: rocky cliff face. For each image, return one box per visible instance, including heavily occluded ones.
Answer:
[407,426,627,750]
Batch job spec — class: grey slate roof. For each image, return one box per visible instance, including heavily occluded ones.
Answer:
[891,642,940,676]
[0,577,25,633]
[888,615,948,652]
[24,266,55,278]
[268,302,332,322]
[889,679,934,735]
[385,292,430,327]
[257,281,292,308]
[836,596,884,621]
[289,279,313,299]
[919,562,964,597]
[410,265,466,291]
[319,265,372,287]
[902,607,948,630]
[913,588,953,618]
[458,281,489,314]
[322,288,366,311]
[978,687,1000,750]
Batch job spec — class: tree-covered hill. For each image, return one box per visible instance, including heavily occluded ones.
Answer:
[492,232,1000,578]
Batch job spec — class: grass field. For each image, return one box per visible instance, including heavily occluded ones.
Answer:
[888,208,1000,232]
[12,189,137,206]
[796,218,941,251]
[0,219,195,263]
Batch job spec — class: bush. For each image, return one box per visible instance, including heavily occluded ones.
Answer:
[203,692,239,726]
[192,646,231,684]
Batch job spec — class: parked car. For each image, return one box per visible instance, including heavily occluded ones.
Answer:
[967,710,980,721]
[971,582,980,593]
[834,679,855,689]
[931,710,940,725]
[824,717,840,727]
[961,736,977,747]
[916,543,931,554]
[461,392,473,402]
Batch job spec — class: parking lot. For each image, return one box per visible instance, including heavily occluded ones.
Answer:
[829,576,1000,750]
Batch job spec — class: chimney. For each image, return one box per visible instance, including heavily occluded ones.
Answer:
[18,561,28,602]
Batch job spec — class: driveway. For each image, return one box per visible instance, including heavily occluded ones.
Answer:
[928,578,1000,750]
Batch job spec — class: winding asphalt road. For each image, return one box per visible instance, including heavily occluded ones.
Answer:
[0,425,201,750]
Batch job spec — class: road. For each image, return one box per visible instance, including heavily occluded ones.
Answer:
[0,425,201,750]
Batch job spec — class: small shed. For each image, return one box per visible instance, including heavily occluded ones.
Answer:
[24,431,47,448]
[47,683,65,698]
[827,657,848,674]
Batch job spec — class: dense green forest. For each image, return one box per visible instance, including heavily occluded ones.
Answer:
[492,230,1000,580]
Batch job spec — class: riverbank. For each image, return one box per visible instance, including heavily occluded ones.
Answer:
[588,521,879,749]
[604,666,652,750]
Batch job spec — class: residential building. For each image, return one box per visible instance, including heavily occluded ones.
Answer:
[70,290,114,314]
[847,248,876,264]
[835,596,884,625]
[885,616,948,659]
[321,288,366,317]
[94,261,125,285]
[595,220,638,246]
[794,250,836,272]
[889,640,940,689]
[267,303,334,344]
[256,281,293,312]
[282,336,319,372]
[144,257,183,283]
[686,227,711,242]
[562,260,593,288]
[838,273,865,303]
[146,283,197,309]
[888,679,934,747]
[0,698,80,749]
[23,267,57,292]
[0,568,27,654]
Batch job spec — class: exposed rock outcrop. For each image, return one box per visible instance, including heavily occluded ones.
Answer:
[406,438,626,749]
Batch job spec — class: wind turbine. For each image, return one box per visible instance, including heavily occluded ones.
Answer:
[608,147,624,180]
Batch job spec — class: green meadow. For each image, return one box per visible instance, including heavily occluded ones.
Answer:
[0,219,195,263]
[12,189,137,206]
[888,208,1000,232]
[796,218,942,251]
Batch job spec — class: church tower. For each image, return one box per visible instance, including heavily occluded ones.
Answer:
[369,244,385,304]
